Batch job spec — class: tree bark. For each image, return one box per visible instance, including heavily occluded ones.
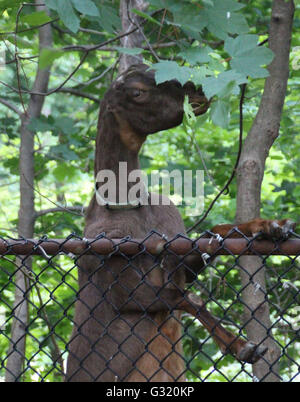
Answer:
[119,0,149,73]
[235,0,295,382]
[5,1,53,382]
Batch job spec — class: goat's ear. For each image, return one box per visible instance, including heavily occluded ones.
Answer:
[183,82,196,93]
[183,82,206,98]
[120,64,152,82]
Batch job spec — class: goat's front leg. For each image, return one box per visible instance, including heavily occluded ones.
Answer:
[211,218,295,239]
[185,219,295,281]
[120,285,267,364]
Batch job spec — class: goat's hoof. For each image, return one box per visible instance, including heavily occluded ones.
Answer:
[238,342,268,364]
[269,220,295,240]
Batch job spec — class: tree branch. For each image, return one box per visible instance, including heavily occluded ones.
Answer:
[61,8,164,53]
[61,41,177,53]
[0,97,22,116]
[34,206,86,218]
[119,0,150,73]
[5,0,54,383]
[235,0,295,383]
[55,88,99,103]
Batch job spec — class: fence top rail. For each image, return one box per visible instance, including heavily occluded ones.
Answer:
[1,235,300,257]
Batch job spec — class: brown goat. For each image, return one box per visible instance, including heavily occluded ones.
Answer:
[65,64,295,382]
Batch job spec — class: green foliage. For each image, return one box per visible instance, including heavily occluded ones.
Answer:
[226,35,274,78]
[71,0,99,17]
[21,11,53,26]
[39,48,64,69]
[56,0,80,33]
[0,0,299,383]
[0,0,23,11]
[151,61,193,85]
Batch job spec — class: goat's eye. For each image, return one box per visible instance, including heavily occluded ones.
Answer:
[127,87,148,101]
[132,88,142,97]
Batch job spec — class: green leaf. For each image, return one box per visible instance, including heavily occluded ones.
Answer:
[131,8,161,26]
[55,117,76,135]
[21,11,53,26]
[172,11,207,33]
[44,0,60,11]
[225,34,258,57]
[98,5,121,34]
[49,144,79,161]
[179,47,212,66]
[53,163,78,181]
[71,0,99,16]
[199,1,249,40]
[225,35,274,78]
[190,66,214,86]
[39,48,64,69]
[27,116,54,133]
[231,47,274,78]
[183,96,196,126]
[202,0,214,6]
[202,70,247,99]
[150,61,192,85]
[147,0,184,12]
[210,0,245,12]
[210,99,230,128]
[0,0,23,11]
[56,0,80,33]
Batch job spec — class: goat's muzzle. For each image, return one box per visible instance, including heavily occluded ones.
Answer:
[183,82,211,116]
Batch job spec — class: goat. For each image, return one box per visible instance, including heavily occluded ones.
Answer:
[65,64,295,382]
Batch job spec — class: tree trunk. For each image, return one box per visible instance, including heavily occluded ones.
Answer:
[119,0,149,73]
[5,1,53,382]
[235,0,295,382]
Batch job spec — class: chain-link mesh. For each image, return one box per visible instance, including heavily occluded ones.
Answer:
[0,230,299,382]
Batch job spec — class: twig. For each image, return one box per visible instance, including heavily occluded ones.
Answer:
[0,181,19,188]
[14,4,28,115]
[0,51,89,97]
[55,87,99,102]
[54,41,176,54]
[188,131,222,193]
[125,2,160,62]
[157,8,167,42]
[20,170,87,218]
[75,61,119,87]
[34,206,86,218]
[0,9,165,98]
[61,8,165,53]
[186,83,247,234]
[0,18,59,36]
[79,27,106,36]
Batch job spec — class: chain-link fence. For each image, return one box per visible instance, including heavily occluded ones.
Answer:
[0,230,299,382]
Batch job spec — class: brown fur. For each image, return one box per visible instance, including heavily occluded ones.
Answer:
[65,64,294,382]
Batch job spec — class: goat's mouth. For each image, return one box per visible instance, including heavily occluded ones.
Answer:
[189,96,211,116]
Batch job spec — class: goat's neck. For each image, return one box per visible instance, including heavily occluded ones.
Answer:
[94,111,144,194]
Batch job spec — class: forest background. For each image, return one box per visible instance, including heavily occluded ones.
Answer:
[0,0,299,382]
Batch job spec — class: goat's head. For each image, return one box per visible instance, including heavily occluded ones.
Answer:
[102,64,210,136]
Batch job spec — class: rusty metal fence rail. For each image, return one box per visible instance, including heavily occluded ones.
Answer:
[0,230,299,382]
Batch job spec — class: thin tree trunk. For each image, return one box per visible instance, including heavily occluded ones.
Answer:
[5,1,53,382]
[235,0,295,382]
[119,0,149,73]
